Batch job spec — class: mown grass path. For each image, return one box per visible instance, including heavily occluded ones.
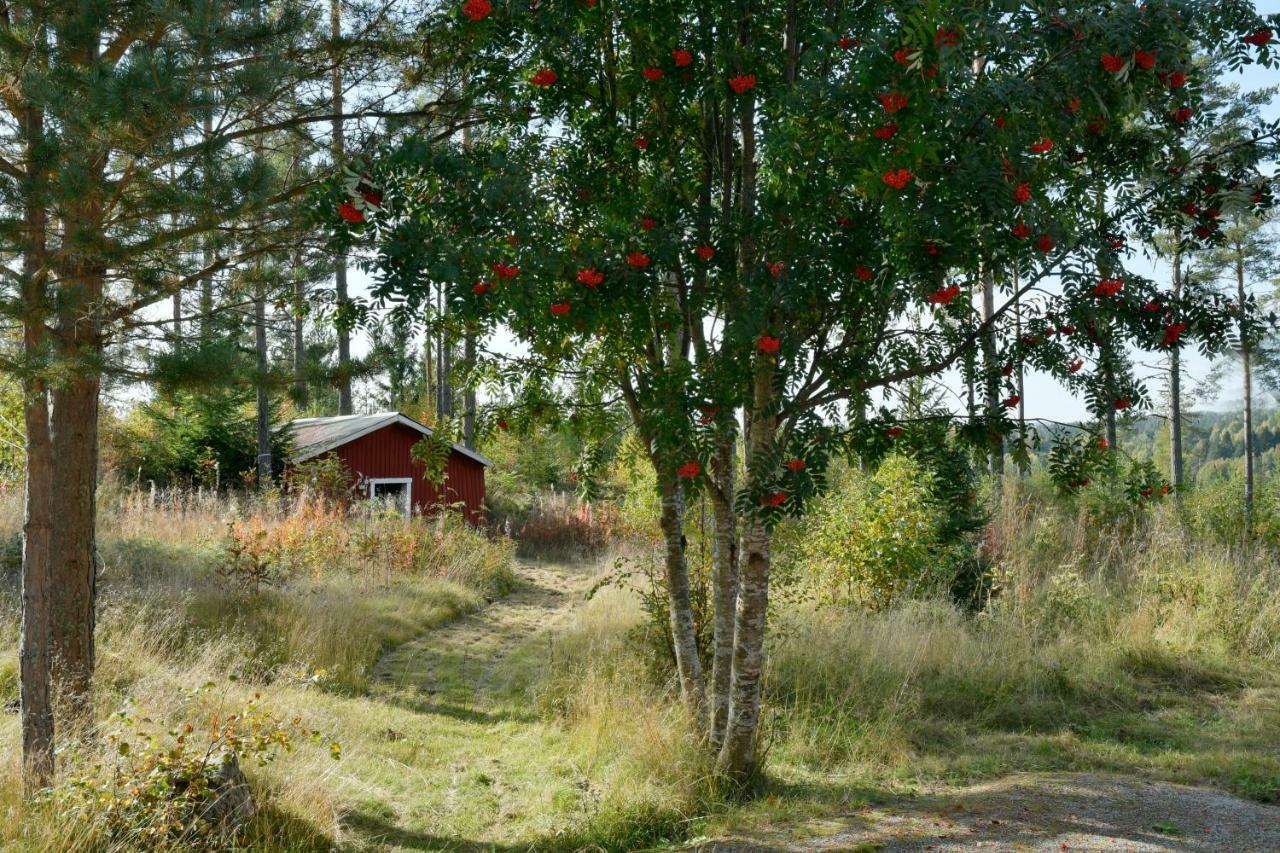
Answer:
[373,561,593,705]
[329,559,601,851]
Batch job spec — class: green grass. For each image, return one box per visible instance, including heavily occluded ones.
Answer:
[7,486,1280,850]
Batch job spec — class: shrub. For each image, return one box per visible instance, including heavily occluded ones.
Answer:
[796,455,961,609]
[47,688,335,851]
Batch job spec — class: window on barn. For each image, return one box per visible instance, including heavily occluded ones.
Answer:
[368,478,412,515]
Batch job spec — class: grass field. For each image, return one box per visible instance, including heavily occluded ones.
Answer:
[3,485,1280,850]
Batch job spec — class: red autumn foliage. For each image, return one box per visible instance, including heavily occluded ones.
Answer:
[461,0,491,22]
[1091,277,1123,296]
[530,68,558,87]
[879,91,909,113]
[927,284,961,305]
[1163,322,1187,346]
[882,168,913,190]
[338,201,364,223]
[677,461,702,478]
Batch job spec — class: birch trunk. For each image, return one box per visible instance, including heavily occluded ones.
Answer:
[658,477,708,728]
[707,434,738,751]
[1238,249,1254,532]
[980,264,1002,477]
[716,368,776,780]
[1169,248,1184,488]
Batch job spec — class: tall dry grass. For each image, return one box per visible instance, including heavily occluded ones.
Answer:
[536,482,1280,814]
[0,484,517,851]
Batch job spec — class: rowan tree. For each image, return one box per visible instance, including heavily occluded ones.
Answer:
[338,0,1278,780]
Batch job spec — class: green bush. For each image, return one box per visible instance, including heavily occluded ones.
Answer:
[796,455,964,609]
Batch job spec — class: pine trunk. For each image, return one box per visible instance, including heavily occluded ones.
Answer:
[255,288,272,486]
[658,477,708,729]
[48,371,99,731]
[19,75,55,788]
[293,266,308,408]
[332,0,352,415]
[707,434,738,751]
[21,381,54,788]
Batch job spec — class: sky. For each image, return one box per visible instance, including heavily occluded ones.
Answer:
[342,5,1280,423]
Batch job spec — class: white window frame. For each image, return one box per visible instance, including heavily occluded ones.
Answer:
[367,477,413,514]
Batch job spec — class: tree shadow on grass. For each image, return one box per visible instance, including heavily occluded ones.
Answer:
[371,691,541,725]
[343,810,526,851]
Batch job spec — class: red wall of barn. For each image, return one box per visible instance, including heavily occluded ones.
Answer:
[309,422,486,524]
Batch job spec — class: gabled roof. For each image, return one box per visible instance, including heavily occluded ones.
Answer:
[282,411,493,467]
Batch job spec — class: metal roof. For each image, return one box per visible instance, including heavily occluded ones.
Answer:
[282,411,494,467]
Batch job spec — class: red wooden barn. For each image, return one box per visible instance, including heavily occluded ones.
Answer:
[283,411,492,523]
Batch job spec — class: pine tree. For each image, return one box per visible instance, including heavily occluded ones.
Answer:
[1,0,467,786]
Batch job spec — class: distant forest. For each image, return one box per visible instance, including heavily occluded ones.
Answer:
[1033,409,1280,484]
